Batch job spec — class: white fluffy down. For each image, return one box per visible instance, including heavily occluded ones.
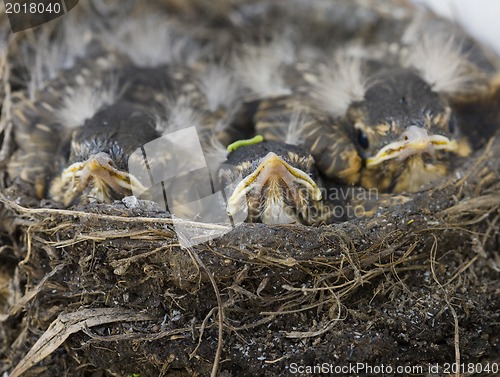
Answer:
[27,17,91,98]
[233,38,295,98]
[404,31,475,93]
[198,65,242,113]
[57,81,119,129]
[156,98,203,136]
[104,15,202,67]
[285,111,307,146]
[313,50,367,117]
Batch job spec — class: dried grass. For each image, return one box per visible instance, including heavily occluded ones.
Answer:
[0,134,498,374]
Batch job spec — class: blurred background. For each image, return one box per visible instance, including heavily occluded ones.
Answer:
[412,0,500,55]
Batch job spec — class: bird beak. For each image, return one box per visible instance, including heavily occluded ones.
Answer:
[226,152,322,224]
[55,152,146,206]
[366,126,458,168]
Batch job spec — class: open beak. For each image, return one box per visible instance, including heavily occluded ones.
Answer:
[366,126,458,168]
[226,152,322,224]
[55,152,146,206]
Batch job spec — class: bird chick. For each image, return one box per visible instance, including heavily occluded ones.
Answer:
[345,68,471,192]
[49,101,160,206]
[218,140,338,225]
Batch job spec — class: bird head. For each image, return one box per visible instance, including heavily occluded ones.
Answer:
[49,102,158,206]
[345,68,471,192]
[219,141,326,225]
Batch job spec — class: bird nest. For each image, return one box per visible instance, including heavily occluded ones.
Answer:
[0,4,499,377]
[0,138,498,376]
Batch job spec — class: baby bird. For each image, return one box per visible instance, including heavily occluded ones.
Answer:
[335,67,472,193]
[49,101,160,206]
[218,139,341,225]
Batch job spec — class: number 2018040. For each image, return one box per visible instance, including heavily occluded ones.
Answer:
[5,2,62,14]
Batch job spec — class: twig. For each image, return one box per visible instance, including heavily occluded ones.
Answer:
[446,298,461,377]
[186,247,224,377]
[429,235,462,377]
